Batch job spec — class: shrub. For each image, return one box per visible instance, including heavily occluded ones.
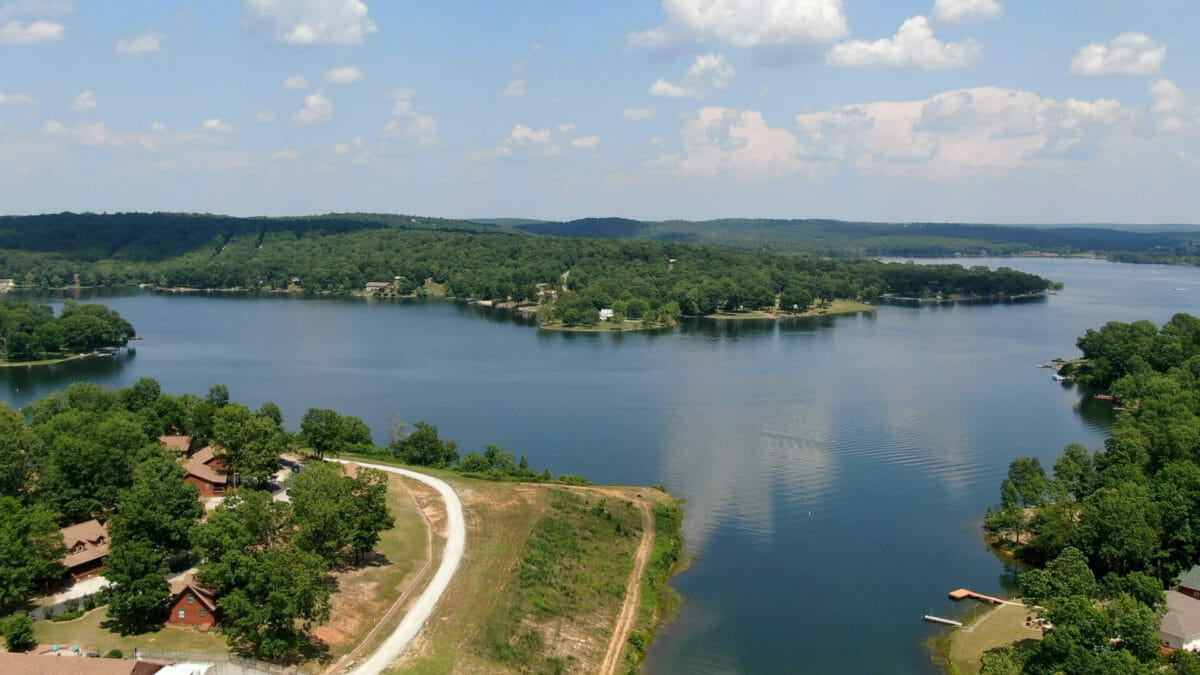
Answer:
[104,649,123,659]
[2,614,35,652]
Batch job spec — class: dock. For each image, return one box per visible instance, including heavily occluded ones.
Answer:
[949,588,1007,604]
[923,615,963,627]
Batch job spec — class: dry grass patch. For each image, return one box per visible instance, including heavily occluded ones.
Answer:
[946,602,1041,675]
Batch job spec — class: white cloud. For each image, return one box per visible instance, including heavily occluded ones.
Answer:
[650,53,735,99]
[826,16,981,70]
[255,110,276,124]
[1070,32,1165,76]
[502,78,528,97]
[271,147,300,160]
[244,0,376,46]
[148,121,167,133]
[323,65,363,84]
[0,19,64,43]
[70,90,96,111]
[468,122,599,161]
[383,89,439,148]
[116,28,162,55]
[202,118,236,133]
[623,106,656,121]
[0,92,36,105]
[571,135,601,149]
[41,118,208,152]
[292,89,332,126]
[931,0,1002,24]
[1146,79,1198,134]
[283,74,309,89]
[629,0,848,49]
[650,107,804,178]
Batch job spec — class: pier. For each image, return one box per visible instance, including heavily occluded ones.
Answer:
[949,588,1007,604]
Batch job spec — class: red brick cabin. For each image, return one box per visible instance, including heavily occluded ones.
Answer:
[60,519,109,580]
[183,446,229,498]
[167,576,219,630]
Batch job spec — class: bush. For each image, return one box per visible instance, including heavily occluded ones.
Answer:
[50,609,83,622]
[104,648,123,659]
[2,613,36,652]
[556,474,591,486]
[63,598,80,613]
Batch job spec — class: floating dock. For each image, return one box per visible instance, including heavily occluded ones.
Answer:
[923,615,963,627]
[949,588,1007,604]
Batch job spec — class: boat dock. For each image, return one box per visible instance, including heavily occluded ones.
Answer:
[949,588,1007,604]
[923,615,963,627]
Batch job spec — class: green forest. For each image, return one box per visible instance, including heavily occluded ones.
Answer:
[982,313,1200,673]
[0,212,1055,329]
[0,299,134,363]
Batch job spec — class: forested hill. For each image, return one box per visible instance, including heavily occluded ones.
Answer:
[508,217,1200,261]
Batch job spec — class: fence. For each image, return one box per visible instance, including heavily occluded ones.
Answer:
[135,649,314,675]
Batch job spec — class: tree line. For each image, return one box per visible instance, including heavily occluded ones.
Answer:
[981,312,1200,673]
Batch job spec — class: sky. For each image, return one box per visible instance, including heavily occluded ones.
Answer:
[1,0,1198,224]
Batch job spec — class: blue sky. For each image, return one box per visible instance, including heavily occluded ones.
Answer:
[1,0,1197,223]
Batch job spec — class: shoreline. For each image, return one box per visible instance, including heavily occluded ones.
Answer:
[0,352,108,368]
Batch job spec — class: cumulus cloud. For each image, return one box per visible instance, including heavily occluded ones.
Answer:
[623,106,656,121]
[383,89,439,148]
[826,16,981,70]
[571,135,601,149]
[202,118,236,133]
[0,19,64,43]
[283,75,309,89]
[931,0,1002,24]
[116,28,161,55]
[323,65,362,83]
[1070,32,1165,76]
[244,0,376,45]
[70,90,96,111]
[42,118,208,152]
[468,122,598,161]
[650,107,804,178]
[650,53,735,99]
[0,92,36,105]
[292,89,332,126]
[502,78,528,97]
[629,0,848,49]
[1145,79,1198,134]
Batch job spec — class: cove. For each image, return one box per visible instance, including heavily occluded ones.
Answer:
[4,257,1200,673]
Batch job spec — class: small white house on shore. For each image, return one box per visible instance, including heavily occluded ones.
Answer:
[599,308,614,321]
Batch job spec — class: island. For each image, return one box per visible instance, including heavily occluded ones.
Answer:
[0,299,135,366]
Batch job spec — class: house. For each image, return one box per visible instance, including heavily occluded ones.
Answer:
[60,519,109,579]
[364,281,396,293]
[1161,566,1200,650]
[599,308,615,321]
[0,278,14,291]
[167,575,219,630]
[157,435,192,456]
[183,446,229,498]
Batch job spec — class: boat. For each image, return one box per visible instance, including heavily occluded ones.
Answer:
[1175,287,1190,292]
[1052,374,1067,382]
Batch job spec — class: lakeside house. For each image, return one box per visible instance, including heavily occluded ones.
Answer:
[364,281,396,293]
[599,308,614,321]
[60,519,109,580]
[0,278,13,292]
[157,435,192,457]
[166,575,219,630]
[182,446,229,499]
[1161,566,1200,650]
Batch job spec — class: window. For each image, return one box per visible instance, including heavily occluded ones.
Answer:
[198,609,206,617]
[186,595,194,604]
[177,609,185,619]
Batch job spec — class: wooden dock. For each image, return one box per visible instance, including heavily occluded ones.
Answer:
[923,615,963,627]
[949,588,1007,604]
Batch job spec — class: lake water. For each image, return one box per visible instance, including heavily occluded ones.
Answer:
[4,258,1200,673]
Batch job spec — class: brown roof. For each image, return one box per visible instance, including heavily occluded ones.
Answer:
[1163,591,1200,641]
[184,447,227,486]
[157,435,191,452]
[169,574,218,613]
[60,519,110,569]
[0,651,158,675]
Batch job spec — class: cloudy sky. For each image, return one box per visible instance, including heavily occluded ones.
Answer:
[1,0,1197,223]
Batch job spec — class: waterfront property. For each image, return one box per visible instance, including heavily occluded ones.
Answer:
[182,446,229,498]
[60,519,109,580]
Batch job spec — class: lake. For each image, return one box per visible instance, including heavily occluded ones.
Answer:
[4,258,1200,673]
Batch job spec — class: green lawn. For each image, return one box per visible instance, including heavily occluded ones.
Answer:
[946,603,1041,675]
[34,607,227,655]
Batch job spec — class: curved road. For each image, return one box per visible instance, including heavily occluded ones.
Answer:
[333,460,466,675]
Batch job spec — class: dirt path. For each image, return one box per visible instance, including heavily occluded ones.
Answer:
[598,494,655,675]
[332,460,466,675]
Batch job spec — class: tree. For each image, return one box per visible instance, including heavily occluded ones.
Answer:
[1001,457,1048,508]
[396,421,458,467]
[1053,443,1096,501]
[288,462,393,566]
[212,404,287,486]
[1019,547,1097,606]
[348,467,393,563]
[1,613,35,652]
[256,401,284,432]
[103,538,171,635]
[205,383,230,408]
[108,454,202,557]
[0,404,36,498]
[0,497,65,613]
[120,377,161,413]
[1079,482,1160,576]
[300,408,347,460]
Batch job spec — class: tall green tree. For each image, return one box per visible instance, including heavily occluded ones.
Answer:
[108,454,202,557]
[0,497,65,613]
[211,403,286,486]
[102,538,170,635]
[300,408,346,460]
[396,421,458,467]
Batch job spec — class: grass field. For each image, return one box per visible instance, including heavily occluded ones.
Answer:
[34,606,226,655]
[946,603,1042,675]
